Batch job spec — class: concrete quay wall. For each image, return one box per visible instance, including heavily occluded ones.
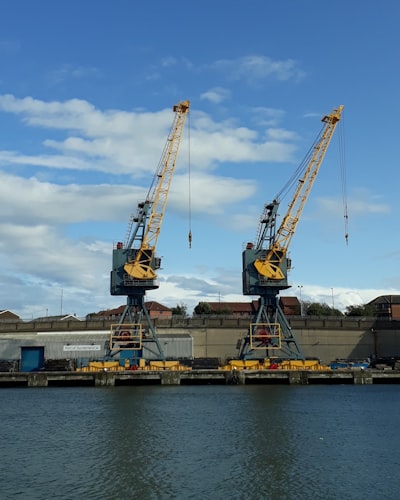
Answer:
[152,316,400,363]
[161,325,398,363]
[1,369,400,387]
[0,317,399,364]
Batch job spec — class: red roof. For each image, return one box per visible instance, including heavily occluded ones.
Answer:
[97,305,125,317]
[97,301,171,317]
[280,297,300,306]
[207,302,254,313]
[145,301,172,312]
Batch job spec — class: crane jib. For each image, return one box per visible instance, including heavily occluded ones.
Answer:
[254,105,344,281]
[111,100,190,295]
[124,101,189,281]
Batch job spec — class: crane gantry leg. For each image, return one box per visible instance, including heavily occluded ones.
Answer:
[106,295,165,366]
[238,295,303,361]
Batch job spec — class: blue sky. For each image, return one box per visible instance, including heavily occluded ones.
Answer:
[0,0,399,318]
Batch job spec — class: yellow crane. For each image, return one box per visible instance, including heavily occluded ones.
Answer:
[109,100,190,365]
[123,100,190,280]
[240,105,344,361]
[254,105,344,281]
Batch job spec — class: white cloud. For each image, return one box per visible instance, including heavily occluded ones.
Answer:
[348,190,390,215]
[0,149,102,172]
[315,189,390,218]
[0,172,144,224]
[46,64,101,84]
[266,128,299,141]
[200,87,231,103]
[251,107,286,127]
[170,171,256,215]
[0,93,171,140]
[0,94,299,175]
[160,56,178,67]
[291,284,400,313]
[214,55,305,84]
[0,93,393,321]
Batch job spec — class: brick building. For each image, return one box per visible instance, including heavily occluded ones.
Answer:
[199,297,301,317]
[94,301,172,321]
[368,295,400,319]
[0,310,20,321]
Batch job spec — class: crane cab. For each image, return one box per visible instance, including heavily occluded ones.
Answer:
[110,243,160,296]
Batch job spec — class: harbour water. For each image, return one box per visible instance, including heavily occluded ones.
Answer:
[1,385,399,499]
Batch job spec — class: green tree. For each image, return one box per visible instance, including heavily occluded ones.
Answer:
[214,306,232,315]
[304,301,343,316]
[171,303,188,317]
[345,304,375,317]
[194,302,212,315]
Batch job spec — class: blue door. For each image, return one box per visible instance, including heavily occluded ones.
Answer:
[20,347,45,372]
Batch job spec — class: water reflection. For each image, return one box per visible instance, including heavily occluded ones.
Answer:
[0,386,399,499]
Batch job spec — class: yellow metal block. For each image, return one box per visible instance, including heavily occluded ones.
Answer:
[77,361,122,372]
[149,361,168,370]
[148,360,186,371]
[279,360,330,371]
[227,359,262,370]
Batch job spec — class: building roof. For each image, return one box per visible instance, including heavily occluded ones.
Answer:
[280,296,300,306]
[368,295,400,305]
[207,302,254,313]
[35,314,83,322]
[96,301,171,317]
[145,301,171,312]
[206,297,300,315]
[0,309,20,319]
[205,298,299,314]
[97,306,125,317]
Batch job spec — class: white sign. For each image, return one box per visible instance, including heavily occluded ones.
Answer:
[63,345,101,351]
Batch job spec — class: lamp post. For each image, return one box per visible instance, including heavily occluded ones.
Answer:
[298,285,304,316]
[331,288,335,310]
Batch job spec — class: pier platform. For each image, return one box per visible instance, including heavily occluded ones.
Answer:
[1,369,400,387]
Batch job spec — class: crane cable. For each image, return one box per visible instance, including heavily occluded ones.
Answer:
[275,113,349,246]
[187,109,192,248]
[338,115,349,245]
[275,125,325,202]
